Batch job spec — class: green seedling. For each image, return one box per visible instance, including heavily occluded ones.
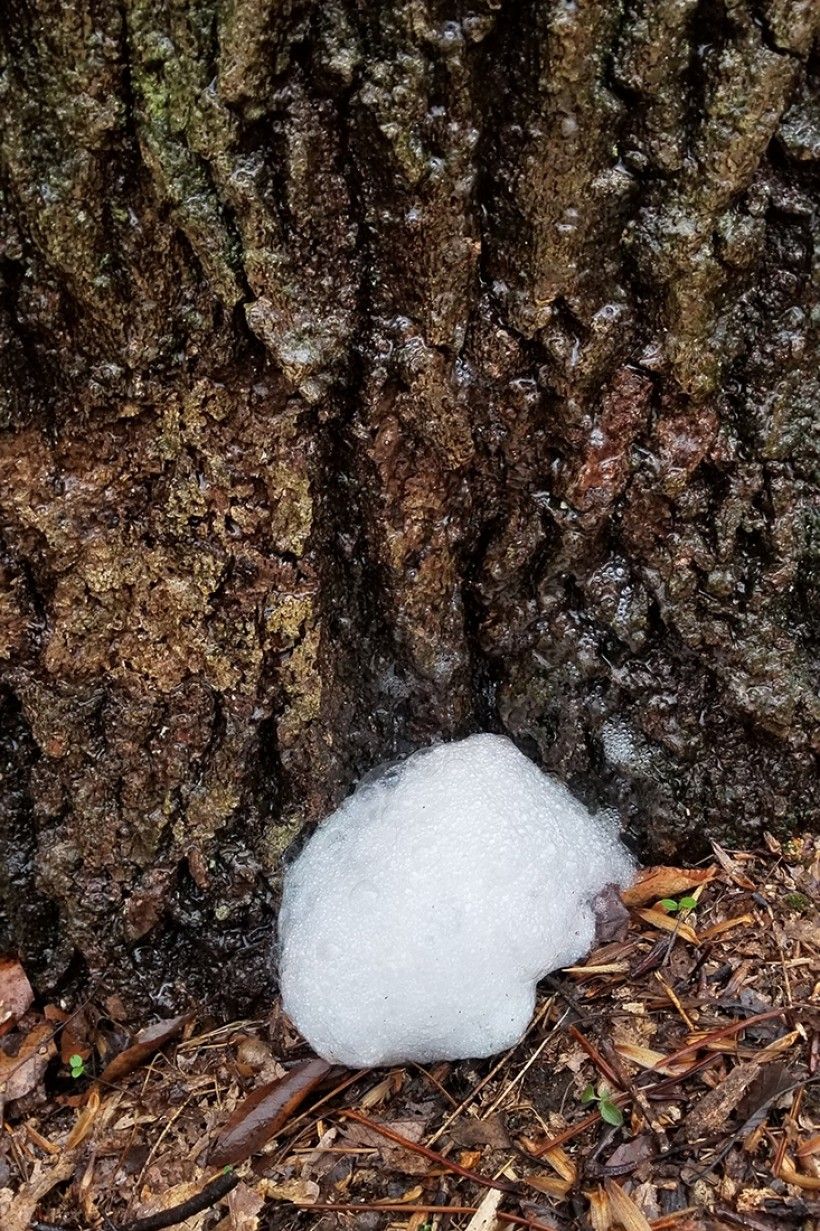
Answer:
[68,1053,86,1079]
[581,1082,623,1127]
[658,895,697,913]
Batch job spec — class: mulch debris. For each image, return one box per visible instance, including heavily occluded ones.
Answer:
[1,835,818,1231]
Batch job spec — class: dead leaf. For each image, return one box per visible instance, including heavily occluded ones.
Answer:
[219,1181,266,1231]
[565,962,630,976]
[260,1177,320,1205]
[542,1144,576,1184]
[603,1135,654,1176]
[621,867,715,907]
[0,958,34,1037]
[605,1178,653,1231]
[210,1058,331,1167]
[587,1185,613,1231]
[360,1071,403,1108]
[613,1041,686,1077]
[734,1063,796,1129]
[448,1114,511,1150]
[0,1021,56,1103]
[525,1172,573,1198]
[380,1184,425,1204]
[65,1087,100,1150]
[635,909,699,945]
[697,915,754,942]
[98,1012,191,1084]
[594,884,632,944]
[344,1116,431,1174]
[56,1005,93,1066]
[132,1177,215,1231]
[711,842,756,890]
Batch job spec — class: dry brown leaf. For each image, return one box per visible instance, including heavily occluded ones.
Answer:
[65,1087,100,1150]
[710,842,756,890]
[99,1012,192,1084]
[449,1114,511,1150]
[459,1149,483,1170]
[212,1181,266,1231]
[133,1177,214,1231]
[605,1135,655,1176]
[755,1030,802,1063]
[614,1041,686,1077]
[344,1116,430,1174]
[796,1133,820,1158]
[0,1021,56,1103]
[621,867,715,907]
[542,1143,576,1183]
[524,1173,572,1198]
[360,1071,402,1109]
[587,1185,613,1231]
[0,958,34,1037]
[635,909,699,945]
[697,915,754,942]
[260,1177,320,1204]
[605,1178,653,1231]
[51,1005,93,1066]
[24,1121,59,1156]
[211,1058,331,1167]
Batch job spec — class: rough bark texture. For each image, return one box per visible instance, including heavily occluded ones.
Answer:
[0,0,818,1013]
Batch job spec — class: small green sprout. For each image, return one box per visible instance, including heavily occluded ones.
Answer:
[581,1082,623,1127]
[68,1053,86,1079]
[658,895,697,913]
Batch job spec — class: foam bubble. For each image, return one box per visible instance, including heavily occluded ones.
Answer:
[278,734,634,1066]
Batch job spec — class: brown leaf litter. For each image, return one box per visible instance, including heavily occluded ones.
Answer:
[0,834,818,1231]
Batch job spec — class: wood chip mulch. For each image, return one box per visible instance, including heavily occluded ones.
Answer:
[1,834,818,1231]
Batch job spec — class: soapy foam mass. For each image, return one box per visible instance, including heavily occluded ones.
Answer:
[278,734,635,1066]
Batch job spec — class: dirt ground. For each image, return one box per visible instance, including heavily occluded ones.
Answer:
[1,835,818,1231]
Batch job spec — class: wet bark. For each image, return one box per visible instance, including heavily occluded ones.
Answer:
[0,0,818,1013]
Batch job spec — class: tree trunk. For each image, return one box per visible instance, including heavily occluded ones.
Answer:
[1,0,817,1013]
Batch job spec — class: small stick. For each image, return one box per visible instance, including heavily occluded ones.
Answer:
[119,1169,238,1231]
[481,1016,567,1120]
[568,1025,625,1091]
[339,1109,519,1193]
[413,1062,460,1108]
[530,1092,632,1156]
[426,999,553,1147]
[659,1007,790,1069]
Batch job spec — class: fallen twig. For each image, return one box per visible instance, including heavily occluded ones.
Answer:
[119,1169,238,1231]
[339,1109,521,1193]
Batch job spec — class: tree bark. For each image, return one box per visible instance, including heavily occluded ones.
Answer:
[0,0,817,1012]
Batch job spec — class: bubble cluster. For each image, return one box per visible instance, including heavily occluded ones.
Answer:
[278,734,634,1067]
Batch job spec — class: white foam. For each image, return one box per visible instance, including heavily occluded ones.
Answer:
[277,734,634,1067]
[602,719,648,771]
